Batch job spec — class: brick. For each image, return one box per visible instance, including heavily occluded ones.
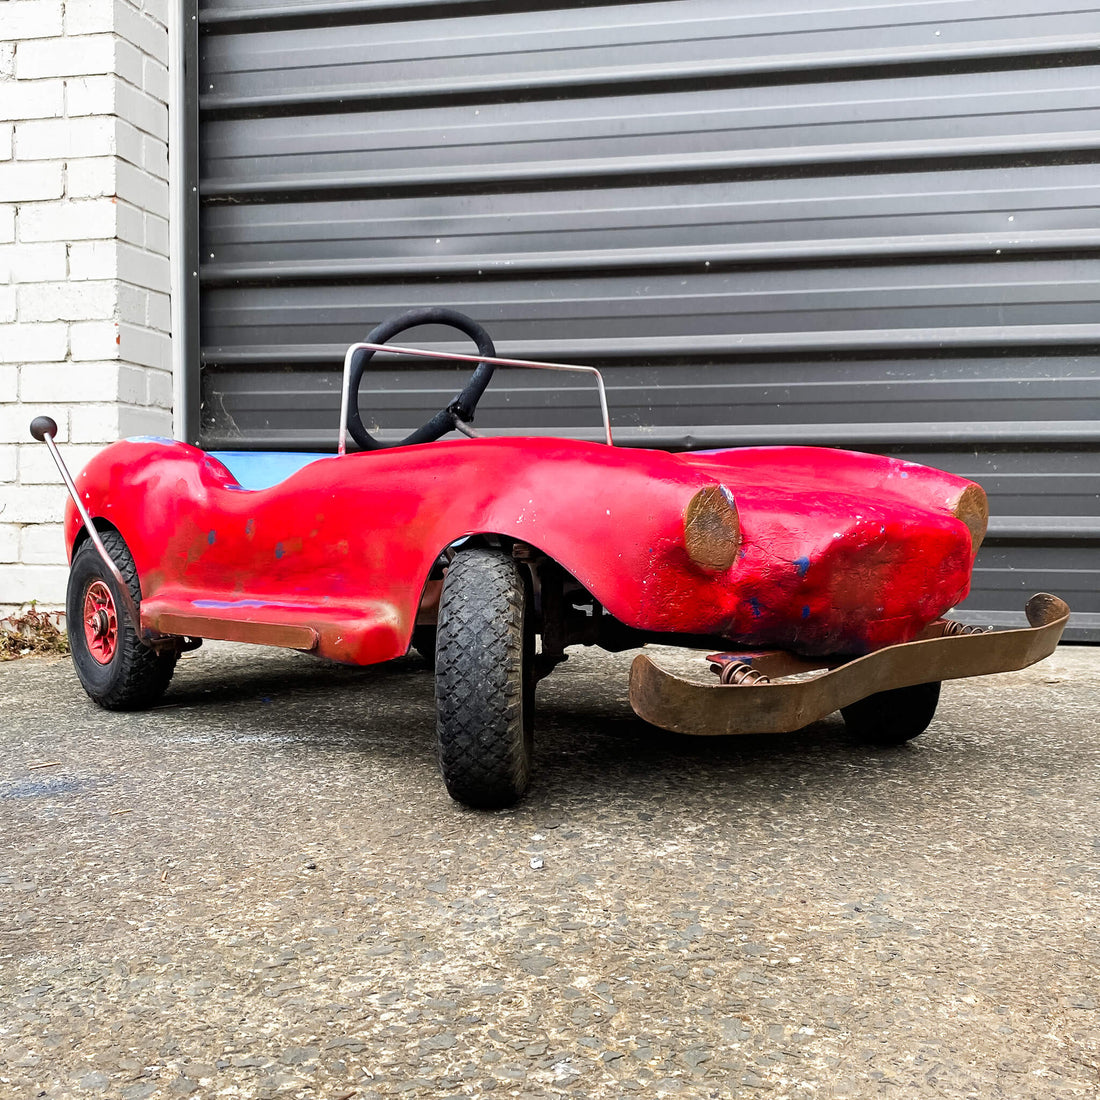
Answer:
[20,361,121,403]
[113,38,143,88]
[0,524,18,562]
[20,523,66,565]
[19,36,117,85]
[69,402,120,442]
[146,366,172,409]
[18,280,116,323]
[142,133,167,178]
[17,115,116,160]
[1,1,64,40]
[18,198,116,242]
[116,197,143,245]
[0,287,15,323]
[64,0,116,36]
[17,35,116,80]
[0,323,68,363]
[115,117,142,170]
[119,323,169,369]
[117,242,168,290]
[143,55,168,103]
[116,363,149,403]
[0,563,69,604]
[0,482,68,523]
[70,239,119,281]
[66,157,116,198]
[0,242,68,282]
[144,212,168,256]
[0,161,65,203]
[0,206,14,243]
[0,441,17,483]
[117,282,147,325]
[0,364,17,402]
[118,403,170,438]
[115,79,167,140]
[0,124,12,160]
[0,402,68,445]
[115,1,168,63]
[116,160,167,216]
[65,75,115,118]
[142,0,170,24]
[70,320,120,361]
[0,78,65,122]
[0,45,14,79]
[18,441,102,483]
[147,288,170,331]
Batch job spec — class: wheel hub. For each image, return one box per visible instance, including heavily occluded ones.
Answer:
[83,581,118,664]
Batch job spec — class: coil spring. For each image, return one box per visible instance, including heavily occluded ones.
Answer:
[941,620,992,637]
[719,661,772,686]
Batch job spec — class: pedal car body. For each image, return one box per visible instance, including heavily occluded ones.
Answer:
[34,308,1069,809]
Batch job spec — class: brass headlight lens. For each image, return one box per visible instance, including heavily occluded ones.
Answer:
[684,483,741,571]
[951,483,989,555]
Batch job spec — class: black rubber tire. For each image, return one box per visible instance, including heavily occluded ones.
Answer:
[435,548,534,809]
[67,530,178,710]
[841,681,941,745]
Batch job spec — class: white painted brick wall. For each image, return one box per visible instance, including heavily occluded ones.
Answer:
[0,0,174,615]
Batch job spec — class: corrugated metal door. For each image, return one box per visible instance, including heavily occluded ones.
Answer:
[189,0,1100,639]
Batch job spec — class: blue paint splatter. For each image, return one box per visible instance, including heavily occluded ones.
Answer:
[275,542,285,559]
[900,471,909,479]
[802,605,811,620]
[207,529,216,545]
[794,555,810,577]
[245,519,255,537]
[749,596,763,619]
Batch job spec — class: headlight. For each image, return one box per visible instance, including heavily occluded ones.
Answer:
[684,483,740,570]
[951,483,988,555]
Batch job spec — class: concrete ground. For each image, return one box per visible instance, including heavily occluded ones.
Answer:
[0,639,1097,1100]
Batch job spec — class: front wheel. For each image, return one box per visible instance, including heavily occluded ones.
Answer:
[434,548,534,809]
[67,530,177,710]
[841,681,941,745]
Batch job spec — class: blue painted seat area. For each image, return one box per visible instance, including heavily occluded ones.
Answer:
[207,451,335,491]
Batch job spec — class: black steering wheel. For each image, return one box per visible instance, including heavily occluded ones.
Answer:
[346,307,497,451]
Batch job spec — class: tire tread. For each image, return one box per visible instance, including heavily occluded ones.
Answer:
[435,549,532,808]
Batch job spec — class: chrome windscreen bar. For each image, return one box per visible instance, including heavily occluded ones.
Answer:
[338,342,614,455]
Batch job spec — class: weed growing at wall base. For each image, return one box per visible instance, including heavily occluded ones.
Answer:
[0,601,69,660]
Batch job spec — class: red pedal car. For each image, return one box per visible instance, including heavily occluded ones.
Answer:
[32,308,1068,808]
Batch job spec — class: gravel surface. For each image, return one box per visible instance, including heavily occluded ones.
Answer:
[1,640,1097,1099]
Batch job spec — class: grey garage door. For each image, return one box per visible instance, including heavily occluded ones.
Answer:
[187,0,1100,640]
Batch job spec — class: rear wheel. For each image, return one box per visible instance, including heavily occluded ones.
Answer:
[67,530,177,710]
[435,548,534,809]
[841,681,941,745]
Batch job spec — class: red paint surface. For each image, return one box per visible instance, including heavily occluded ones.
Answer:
[65,438,981,661]
[82,580,117,664]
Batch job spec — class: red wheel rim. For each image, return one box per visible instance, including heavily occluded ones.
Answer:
[83,580,119,664]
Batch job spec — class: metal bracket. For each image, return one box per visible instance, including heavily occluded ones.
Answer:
[629,593,1070,736]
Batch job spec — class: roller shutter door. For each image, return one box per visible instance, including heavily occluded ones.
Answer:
[187,0,1100,639]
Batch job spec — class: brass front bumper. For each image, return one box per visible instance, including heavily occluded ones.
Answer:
[628,594,1070,736]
